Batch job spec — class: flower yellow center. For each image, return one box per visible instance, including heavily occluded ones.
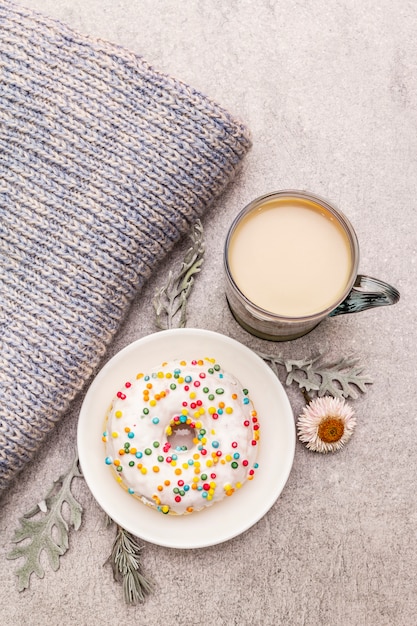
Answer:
[318,417,344,443]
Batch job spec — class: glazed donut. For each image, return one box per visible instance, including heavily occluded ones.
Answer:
[103,357,260,515]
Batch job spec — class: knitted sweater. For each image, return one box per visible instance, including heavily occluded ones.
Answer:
[0,0,251,496]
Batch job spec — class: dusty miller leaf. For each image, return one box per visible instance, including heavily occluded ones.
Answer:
[257,351,372,399]
[105,523,153,605]
[7,453,83,591]
[307,355,373,399]
[153,220,205,329]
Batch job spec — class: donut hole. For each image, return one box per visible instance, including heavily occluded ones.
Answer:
[167,422,196,452]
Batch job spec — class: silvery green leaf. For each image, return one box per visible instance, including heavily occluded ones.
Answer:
[311,355,373,399]
[153,220,205,330]
[257,351,372,400]
[284,357,322,392]
[7,453,83,591]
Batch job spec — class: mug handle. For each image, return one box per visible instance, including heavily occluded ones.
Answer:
[329,275,400,317]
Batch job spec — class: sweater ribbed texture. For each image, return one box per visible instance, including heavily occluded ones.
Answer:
[0,0,251,496]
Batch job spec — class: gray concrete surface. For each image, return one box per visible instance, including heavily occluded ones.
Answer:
[1,1,416,624]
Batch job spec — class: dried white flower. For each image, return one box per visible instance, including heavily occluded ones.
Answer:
[297,396,356,453]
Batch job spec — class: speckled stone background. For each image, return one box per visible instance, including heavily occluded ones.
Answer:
[1,1,416,625]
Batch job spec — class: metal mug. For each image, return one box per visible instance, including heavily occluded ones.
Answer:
[224,190,400,341]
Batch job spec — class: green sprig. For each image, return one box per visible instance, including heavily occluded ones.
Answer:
[105,523,153,605]
[153,220,205,329]
[7,453,83,591]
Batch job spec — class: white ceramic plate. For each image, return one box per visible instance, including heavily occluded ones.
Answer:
[77,328,295,549]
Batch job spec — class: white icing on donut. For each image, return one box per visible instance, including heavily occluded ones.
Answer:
[103,358,260,515]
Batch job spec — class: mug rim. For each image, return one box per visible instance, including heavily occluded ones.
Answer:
[224,189,360,323]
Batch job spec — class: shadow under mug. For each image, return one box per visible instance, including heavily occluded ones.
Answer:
[224,190,400,341]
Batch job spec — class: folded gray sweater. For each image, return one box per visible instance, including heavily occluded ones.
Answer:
[0,0,251,496]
